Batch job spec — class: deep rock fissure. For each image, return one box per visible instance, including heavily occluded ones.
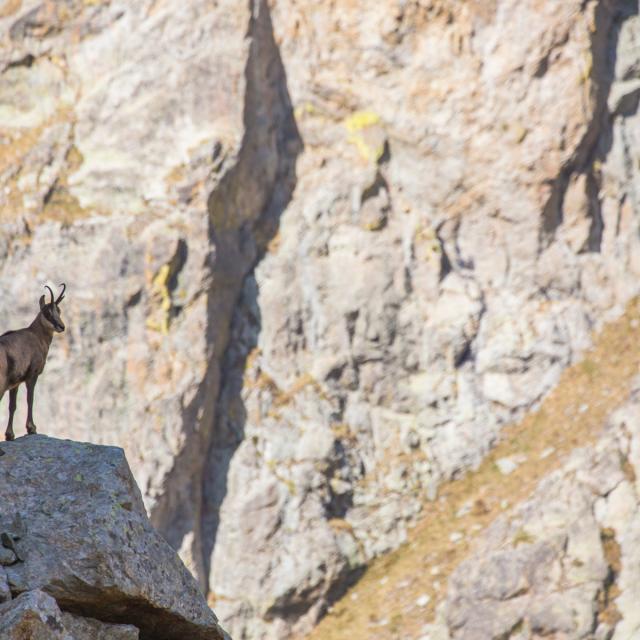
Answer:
[176,0,303,593]
[540,0,635,250]
[596,526,622,629]
[126,0,301,586]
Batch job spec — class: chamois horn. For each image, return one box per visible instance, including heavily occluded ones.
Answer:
[56,283,66,304]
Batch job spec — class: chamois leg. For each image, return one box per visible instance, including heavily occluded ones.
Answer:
[5,387,17,441]
[25,376,38,435]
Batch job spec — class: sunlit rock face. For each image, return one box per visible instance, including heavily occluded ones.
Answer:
[1,1,640,637]
[0,435,229,640]
[423,392,640,640]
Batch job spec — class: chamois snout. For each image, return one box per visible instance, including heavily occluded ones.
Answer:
[39,284,66,333]
[50,306,65,333]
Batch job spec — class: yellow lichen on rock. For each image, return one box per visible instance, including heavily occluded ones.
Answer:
[344,110,380,132]
[293,102,317,120]
[344,110,386,162]
[363,216,386,232]
[146,263,172,335]
[579,51,593,85]
[413,223,442,264]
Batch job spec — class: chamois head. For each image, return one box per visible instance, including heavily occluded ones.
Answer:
[39,284,66,333]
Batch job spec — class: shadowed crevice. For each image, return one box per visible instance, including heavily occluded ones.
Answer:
[199,0,302,588]
[540,0,638,251]
[145,0,302,592]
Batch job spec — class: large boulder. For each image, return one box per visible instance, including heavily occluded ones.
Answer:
[0,435,229,640]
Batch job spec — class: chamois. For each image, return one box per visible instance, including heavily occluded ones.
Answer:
[1,284,66,441]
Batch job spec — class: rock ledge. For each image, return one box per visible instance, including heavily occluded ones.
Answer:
[0,435,229,640]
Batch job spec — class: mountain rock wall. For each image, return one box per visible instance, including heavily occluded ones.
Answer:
[423,388,640,640]
[1,1,640,638]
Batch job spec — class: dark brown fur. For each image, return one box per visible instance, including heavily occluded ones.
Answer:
[1,285,65,441]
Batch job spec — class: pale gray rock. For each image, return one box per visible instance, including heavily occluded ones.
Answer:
[0,590,73,640]
[495,456,526,476]
[428,393,640,640]
[0,549,15,567]
[0,436,228,640]
[207,2,640,633]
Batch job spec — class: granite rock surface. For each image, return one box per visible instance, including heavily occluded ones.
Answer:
[0,436,228,640]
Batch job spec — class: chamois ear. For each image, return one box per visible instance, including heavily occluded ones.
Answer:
[39,295,46,310]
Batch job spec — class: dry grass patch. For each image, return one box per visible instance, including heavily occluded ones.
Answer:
[0,124,47,222]
[0,108,93,227]
[304,298,640,640]
[0,0,22,19]
[40,143,89,224]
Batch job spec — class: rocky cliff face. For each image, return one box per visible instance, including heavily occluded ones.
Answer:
[423,389,640,640]
[1,1,640,638]
[0,435,229,640]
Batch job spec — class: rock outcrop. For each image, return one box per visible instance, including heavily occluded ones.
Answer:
[0,590,139,640]
[422,389,640,640]
[0,590,74,640]
[0,435,228,640]
[1,0,640,637]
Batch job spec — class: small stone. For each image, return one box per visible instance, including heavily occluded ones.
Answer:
[329,478,351,495]
[456,500,473,518]
[540,447,555,459]
[0,547,16,566]
[449,531,464,543]
[496,457,520,475]
[0,533,23,562]
[416,594,431,608]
